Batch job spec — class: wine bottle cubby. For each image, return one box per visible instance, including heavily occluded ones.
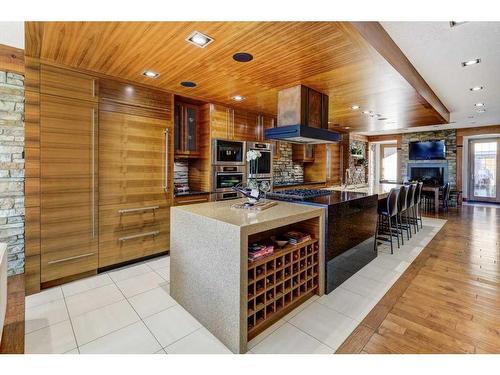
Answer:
[247,239,320,339]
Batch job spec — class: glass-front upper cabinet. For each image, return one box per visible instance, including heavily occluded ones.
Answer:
[174,102,200,158]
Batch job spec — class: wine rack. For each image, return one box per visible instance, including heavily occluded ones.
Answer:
[247,238,319,339]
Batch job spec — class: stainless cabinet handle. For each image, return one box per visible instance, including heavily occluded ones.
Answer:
[118,205,159,214]
[118,231,160,242]
[91,108,96,239]
[48,252,95,265]
[163,128,169,192]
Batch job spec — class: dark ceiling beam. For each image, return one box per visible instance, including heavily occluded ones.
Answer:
[351,21,450,123]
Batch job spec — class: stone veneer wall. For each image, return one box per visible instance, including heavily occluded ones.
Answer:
[173,159,189,187]
[0,71,25,275]
[400,129,457,189]
[272,142,304,185]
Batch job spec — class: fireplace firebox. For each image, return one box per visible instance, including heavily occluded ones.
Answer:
[407,162,448,186]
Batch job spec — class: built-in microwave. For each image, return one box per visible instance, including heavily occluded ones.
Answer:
[213,139,246,166]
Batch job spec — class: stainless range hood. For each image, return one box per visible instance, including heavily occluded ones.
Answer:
[265,84,341,144]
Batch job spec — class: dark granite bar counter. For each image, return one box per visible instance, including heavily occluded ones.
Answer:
[273,181,326,188]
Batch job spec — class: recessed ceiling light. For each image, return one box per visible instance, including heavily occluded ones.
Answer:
[474,102,485,107]
[470,86,484,92]
[344,127,350,129]
[180,81,197,88]
[233,52,254,62]
[143,70,159,78]
[351,105,360,110]
[362,111,370,115]
[232,95,244,102]
[186,31,214,48]
[461,58,481,67]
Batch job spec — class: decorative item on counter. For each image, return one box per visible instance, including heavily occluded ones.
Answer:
[248,243,274,262]
[231,150,272,207]
[284,230,311,245]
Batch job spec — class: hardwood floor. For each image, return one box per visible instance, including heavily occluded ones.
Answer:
[0,274,25,354]
[337,203,500,354]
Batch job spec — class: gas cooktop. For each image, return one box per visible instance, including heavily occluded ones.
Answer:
[266,188,332,201]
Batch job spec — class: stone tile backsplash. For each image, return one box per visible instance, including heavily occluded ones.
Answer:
[272,142,304,185]
[0,71,25,275]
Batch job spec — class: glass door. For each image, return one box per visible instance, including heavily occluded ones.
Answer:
[379,144,398,183]
[469,139,500,202]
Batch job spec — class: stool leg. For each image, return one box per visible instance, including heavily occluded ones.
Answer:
[373,215,379,252]
[388,215,394,254]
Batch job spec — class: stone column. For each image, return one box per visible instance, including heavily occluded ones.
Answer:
[0,71,25,275]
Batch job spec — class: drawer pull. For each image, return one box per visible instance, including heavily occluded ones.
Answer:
[118,231,160,242]
[47,252,95,265]
[118,205,160,214]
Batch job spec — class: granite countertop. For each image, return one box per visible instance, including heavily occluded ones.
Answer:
[171,198,324,229]
[174,191,212,197]
[273,181,327,188]
[304,190,377,206]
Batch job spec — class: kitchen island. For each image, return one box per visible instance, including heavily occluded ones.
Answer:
[267,189,378,293]
[170,199,325,353]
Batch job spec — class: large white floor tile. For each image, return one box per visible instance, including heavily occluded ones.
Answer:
[251,322,333,354]
[357,263,402,285]
[143,305,201,348]
[25,287,63,309]
[25,320,77,354]
[340,273,388,299]
[154,267,170,282]
[62,274,114,297]
[65,284,125,317]
[247,319,286,350]
[115,271,166,298]
[165,328,231,354]
[317,287,377,322]
[79,321,161,354]
[289,302,359,351]
[25,298,69,333]
[372,254,410,273]
[71,300,140,346]
[282,294,319,321]
[108,263,152,283]
[146,256,170,271]
[128,285,177,319]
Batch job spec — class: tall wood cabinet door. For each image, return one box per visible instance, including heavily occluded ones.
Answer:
[210,104,230,139]
[98,110,172,267]
[40,95,98,282]
[261,115,280,158]
[234,110,259,142]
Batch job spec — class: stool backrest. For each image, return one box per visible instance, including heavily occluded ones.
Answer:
[398,185,408,212]
[406,183,417,208]
[386,188,400,217]
[415,182,423,204]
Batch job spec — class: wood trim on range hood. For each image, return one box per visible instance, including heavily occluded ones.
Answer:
[351,22,450,123]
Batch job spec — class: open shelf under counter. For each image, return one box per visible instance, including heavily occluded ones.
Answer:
[170,198,325,353]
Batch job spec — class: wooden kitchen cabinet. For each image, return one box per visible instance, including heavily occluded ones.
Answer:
[40,64,97,102]
[209,104,260,142]
[175,102,200,158]
[40,94,98,282]
[98,79,173,267]
[292,144,315,162]
[260,115,280,159]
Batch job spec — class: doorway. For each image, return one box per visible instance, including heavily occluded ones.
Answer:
[468,138,500,203]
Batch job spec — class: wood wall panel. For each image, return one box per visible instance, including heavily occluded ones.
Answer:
[40,64,97,102]
[0,43,24,74]
[24,207,40,257]
[304,144,327,183]
[188,103,212,192]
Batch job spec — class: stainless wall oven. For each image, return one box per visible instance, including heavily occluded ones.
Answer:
[247,142,273,180]
[213,166,247,201]
[213,139,246,166]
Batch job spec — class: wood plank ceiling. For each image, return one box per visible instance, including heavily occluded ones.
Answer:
[25,21,449,132]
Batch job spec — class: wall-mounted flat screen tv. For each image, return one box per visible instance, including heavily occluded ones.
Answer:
[409,140,446,160]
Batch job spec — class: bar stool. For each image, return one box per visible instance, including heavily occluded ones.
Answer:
[396,185,410,243]
[440,182,451,211]
[405,183,417,235]
[374,187,400,255]
[414,182,424,229]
